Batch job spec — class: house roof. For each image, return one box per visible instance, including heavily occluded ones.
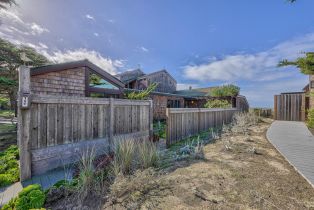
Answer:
[30,59,125,88]
[138,69,177,83]
[174,86,218,97]
[303,84,309,92]
[115,69,145,83]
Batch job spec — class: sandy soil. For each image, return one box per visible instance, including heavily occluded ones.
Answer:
[105,118,314,210]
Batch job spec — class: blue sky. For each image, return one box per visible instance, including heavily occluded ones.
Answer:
[1,0,314,107]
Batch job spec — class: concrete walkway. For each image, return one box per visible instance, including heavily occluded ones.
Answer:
[267,121,314,187]
[0,167,73,207]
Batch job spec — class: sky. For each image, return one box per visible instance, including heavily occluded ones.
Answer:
[1,0,314,107]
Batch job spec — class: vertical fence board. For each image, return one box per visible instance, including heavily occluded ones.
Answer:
[166,108,238,146]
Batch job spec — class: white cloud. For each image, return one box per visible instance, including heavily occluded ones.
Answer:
[177,83,200,90]
[47,49,123,75]
[30,22,49,35]
[241,76,308,108]
[137,46,149,53]
[85,14,95,21]
[0,9,49,36]
[183,33,314,82]
[93,32,99,37]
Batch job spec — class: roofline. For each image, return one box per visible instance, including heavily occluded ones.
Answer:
[30,59,125,88]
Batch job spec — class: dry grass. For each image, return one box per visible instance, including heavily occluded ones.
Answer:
[105,116,314,210]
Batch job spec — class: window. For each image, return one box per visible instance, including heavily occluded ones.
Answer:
[89,73,119,90]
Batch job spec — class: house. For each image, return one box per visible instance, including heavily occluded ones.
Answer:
[30,60,249,121]
[116,69,176,93]
[30,59,125,98]
[116,69,249,120]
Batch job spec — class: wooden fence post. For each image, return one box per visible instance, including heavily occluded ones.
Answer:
[109,97,114,152]
[149,100,153,141]
[18,66,32,181]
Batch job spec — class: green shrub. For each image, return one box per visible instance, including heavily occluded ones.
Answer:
[204,99,231,108]
[2,184,46,210]
[307,108,314,128]
[0,145,19,187]
[210,84,240,97]
[125,83,157,100]
[153,121,166,139]
[0,96,10,110]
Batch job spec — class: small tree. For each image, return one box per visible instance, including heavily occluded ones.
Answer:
[0,38,49,114]
[125,83,157,100]
[278,52,314,75]
[209,84,240,97]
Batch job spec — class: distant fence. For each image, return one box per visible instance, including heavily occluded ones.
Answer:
[166,108,238,146]
[274,93,306,121]
[251,108,272,118]
[18,66,153,180]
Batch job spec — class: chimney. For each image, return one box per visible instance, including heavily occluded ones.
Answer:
[189,86,192,90]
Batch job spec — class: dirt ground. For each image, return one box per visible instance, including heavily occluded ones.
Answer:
[105,118,314,210]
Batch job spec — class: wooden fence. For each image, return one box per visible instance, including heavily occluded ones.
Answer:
[18,66,153,180]
[166,108,238,146]
[274,93,306,121]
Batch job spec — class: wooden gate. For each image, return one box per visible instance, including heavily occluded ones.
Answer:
[274,92,306,121]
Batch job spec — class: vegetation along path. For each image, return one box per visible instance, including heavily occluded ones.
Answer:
[267,120,314,187]
[104,117,314,209]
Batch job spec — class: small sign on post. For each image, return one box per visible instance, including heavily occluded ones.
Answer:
[20,93,31,109]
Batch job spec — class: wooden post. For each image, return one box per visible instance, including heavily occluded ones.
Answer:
[109,97,114,151]
[149,100,153,141]
[166,108,170,147]
[18,66,32,181]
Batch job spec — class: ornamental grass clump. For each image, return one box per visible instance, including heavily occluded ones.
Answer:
[111,139,160,176]
[137,140,159,169]
[111,140,136,176]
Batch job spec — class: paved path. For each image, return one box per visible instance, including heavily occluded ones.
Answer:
[267,121,314,187]
[0,167,73,207]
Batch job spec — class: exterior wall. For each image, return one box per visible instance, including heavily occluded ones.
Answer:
[150,94,184,120]
[30,67,85,96]
[146,71,177,93]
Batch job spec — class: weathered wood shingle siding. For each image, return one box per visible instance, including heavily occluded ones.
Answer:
[30,67,86,96]
[145,70,177,93]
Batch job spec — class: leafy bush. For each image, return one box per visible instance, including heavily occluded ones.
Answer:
[210,84,240,97]
[2,184,46,210]
[204,99,231,108]
[153,121,166,139]
[307,108,314,128]
[0,96,10,110]
[0,145,19,187]
[125,83,157,100]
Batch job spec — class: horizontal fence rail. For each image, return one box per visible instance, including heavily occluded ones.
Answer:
[166,108,238,146]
